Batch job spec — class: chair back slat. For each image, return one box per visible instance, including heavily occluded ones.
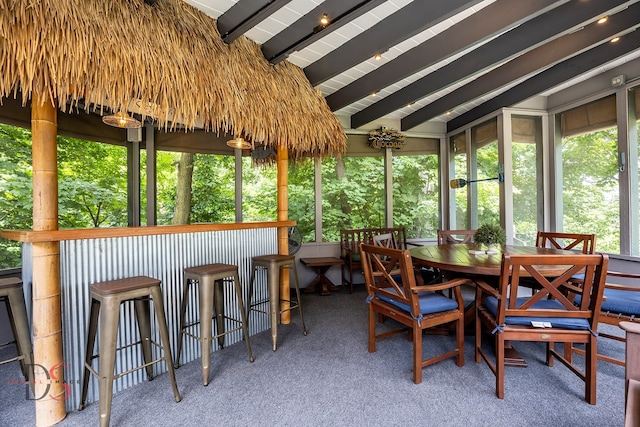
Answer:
[438,229,476,245]
[373,233,397,249]
[494,253,608,328]
[535,231,596,254]
[360,243,419,316]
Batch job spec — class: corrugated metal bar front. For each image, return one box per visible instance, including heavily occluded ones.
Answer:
[46,227,277,411]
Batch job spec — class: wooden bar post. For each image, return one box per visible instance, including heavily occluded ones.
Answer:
[277,145,291,324]
[31,96,66,425]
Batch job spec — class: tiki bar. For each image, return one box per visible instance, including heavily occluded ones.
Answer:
[1,1,640,426]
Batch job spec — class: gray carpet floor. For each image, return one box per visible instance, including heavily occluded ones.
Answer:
[0,286,626,426]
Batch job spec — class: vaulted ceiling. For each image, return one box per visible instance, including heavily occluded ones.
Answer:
[184,0,640,133]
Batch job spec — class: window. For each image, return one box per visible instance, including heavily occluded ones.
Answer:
[288,158,315,243]
[559,95,620,253]
[321,156,384,242]
[450,131,467,229]
[392,150,439,239]
[242,157,277,221]
[511,115,543,246]
[473,119,500,226]
[191,154,236,223]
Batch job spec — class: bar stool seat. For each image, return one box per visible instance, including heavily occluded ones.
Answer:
[78,276,180,427]
[248,254,307,351]
[176,263,254,386]
[0,278,34,387]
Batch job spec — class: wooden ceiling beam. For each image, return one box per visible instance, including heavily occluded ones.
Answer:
[351,0,631,129]
[447,29,640,132]
[217,0,292,44]
[262,0,386,64]
[304,0,483,87]
[402,3,640,130]
[326,0,561,113]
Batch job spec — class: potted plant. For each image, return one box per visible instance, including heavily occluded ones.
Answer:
[474,223,506,254]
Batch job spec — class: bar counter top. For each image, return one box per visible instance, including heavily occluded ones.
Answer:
[1,220,295,243]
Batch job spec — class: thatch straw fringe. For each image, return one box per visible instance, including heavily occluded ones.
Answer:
[0,0,346,158]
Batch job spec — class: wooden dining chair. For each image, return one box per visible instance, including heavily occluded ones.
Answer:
[437,229,477,245]
[360,243,474,384]
[372,232,396,249]
[475,252,608,404]
[535,231,596,254]
[524,231,597,293]
[570,270,640,366]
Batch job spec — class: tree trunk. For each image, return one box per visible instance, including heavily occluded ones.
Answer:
[171,152,194,225]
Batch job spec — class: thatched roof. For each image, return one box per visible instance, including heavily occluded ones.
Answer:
[0,0,347,158]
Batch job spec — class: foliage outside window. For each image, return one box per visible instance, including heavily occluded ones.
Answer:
[242,157,277,221]
[561,127,620,253]
[321,156,384,242]
[0,125,129,268]
[288,159,315,244]
[191,154,236,223]
[451,132,467,229]
[391,154,439,239]
[511,115,542,246]
[560,95,620,253]
[473,120,500,226]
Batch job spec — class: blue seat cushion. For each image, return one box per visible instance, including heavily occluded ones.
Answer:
[484,296,591,330]
[376,287,458,315]
[575,289,640,317]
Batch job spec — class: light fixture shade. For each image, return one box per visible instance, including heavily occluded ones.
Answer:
[450,179,467,189]
[226,137,252,150]
[102,111,142,128]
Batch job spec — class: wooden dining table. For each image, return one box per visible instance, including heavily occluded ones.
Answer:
[409,243,579,277]
[409,243,580,367]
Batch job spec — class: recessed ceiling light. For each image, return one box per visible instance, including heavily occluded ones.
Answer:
[371,91,377,97]
[320,14,329,26]
[597,16,608,24]
[374,53,382,60]
[611,36,620,43]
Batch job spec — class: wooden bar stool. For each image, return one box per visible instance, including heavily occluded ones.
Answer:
[248,254,307,351]
[0,278,34,387]
[175,263,254,386]
[78,276,181,427]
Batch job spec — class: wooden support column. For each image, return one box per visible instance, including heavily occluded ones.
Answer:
[277,145,291,324]
[31,97,66,425]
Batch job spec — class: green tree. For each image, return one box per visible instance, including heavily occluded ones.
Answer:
[0,125,33,267]
[562,128,619,252]
[57,137,128,227]
[392,154,439,239]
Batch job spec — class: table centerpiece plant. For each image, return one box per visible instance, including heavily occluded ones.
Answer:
[474,223,506,254]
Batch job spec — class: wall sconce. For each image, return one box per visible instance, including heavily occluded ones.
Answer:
[102,111,142,128]
[226,137,252,150]
[450,173,504,189]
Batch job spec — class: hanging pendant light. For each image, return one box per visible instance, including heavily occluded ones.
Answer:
[102,111,142,128]
[226,137,252,150]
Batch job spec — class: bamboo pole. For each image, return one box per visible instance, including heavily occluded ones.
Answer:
[277,145,291,324]
[31,96,66,425]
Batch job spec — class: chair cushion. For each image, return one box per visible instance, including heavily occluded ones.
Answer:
[484,296,591,330]
[596,289,640,317]
[376,288,458,315]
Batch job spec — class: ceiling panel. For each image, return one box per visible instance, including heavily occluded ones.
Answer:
[183,0,640,132]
